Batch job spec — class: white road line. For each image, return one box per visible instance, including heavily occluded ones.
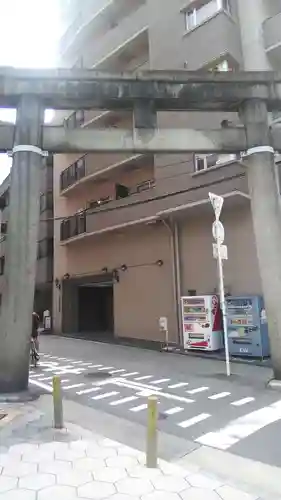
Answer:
[76,387,101,395]
[231,397,255,407]
[92,391,119,400]
[121,372,139,377]
[36,377,54,382]
[165,407,184,415]
[134,375,153,381]
[187,387,209,394]
[60,379,70,384]
[130,404,148,413]
[88,364,103,368]
[29,379,52,392]
[29,374,44,378]
[168,383,189,389]
[110,396,138,406]
[98,366,114,371]
[178,413,211,428]
[151,378,170,384]
[72,361,84,365]
[109,369,127,375]
[196,400,281,450]
[208,392,231,400]
[63,383,85,390]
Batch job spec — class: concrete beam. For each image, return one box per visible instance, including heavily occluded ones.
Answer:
[0,68,281,110]
[42,126,248,154]
[1,123,281,154]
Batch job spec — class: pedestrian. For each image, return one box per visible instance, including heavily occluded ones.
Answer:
[31,311,40,357]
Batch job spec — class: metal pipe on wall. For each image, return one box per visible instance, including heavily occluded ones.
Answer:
[161,218,182,346]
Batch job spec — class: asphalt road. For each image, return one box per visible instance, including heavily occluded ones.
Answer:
[32,335,281,468]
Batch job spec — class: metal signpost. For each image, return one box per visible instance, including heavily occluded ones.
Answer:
[209,193,231,377]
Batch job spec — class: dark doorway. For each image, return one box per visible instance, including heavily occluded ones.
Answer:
[78,284,114,338]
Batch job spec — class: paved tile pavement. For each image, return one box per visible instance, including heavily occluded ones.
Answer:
[0,401,266,500]
[28,352,281,456]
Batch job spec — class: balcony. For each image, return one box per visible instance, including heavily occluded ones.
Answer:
[83,4,148,69]
[61,162,248,243]
[263,12,281,64]
[61,211,87,241]
[61,0,148,67]
[60,153,153,195]
[181,9,242,69]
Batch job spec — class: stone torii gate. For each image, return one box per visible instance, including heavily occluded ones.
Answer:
[0,68,281,395]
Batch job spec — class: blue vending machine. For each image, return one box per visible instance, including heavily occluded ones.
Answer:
[225,296,270,358]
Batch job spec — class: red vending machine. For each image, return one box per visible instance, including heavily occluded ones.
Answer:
[181,295,223,351]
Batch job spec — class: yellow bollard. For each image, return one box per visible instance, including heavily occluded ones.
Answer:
[146,395,158,468]
[52,376,64,429]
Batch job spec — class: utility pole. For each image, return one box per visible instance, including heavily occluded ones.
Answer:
[0,96,44,393]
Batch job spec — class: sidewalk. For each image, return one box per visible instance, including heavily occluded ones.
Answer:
[0,396,276,500]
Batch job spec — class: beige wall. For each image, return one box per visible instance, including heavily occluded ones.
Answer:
[53,223,177,342]
[180,206,261,297]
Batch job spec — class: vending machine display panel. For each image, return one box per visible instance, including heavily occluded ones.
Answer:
[226,295,270,358]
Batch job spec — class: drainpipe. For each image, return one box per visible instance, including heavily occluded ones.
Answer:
[173,221,183,346]
[161,218,182,346]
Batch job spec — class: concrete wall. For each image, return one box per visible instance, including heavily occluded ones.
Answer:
[179,206,261,297]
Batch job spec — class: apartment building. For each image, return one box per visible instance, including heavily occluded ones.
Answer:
[0,155,54,317]
[53,0,281,345]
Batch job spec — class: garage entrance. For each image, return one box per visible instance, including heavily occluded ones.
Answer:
[78,283,114,338]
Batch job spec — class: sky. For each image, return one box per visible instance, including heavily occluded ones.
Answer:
[0,0,62,182]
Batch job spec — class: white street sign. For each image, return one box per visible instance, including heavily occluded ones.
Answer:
[213,243,228,260]
[209,192,224,220]
[212,220,225,243]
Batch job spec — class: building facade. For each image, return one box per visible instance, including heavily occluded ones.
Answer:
[0,155,54,317]
[53,0,281,345]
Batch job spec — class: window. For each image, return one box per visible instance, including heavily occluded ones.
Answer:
[185,0,231,31]
[194,153,239,172]
[38,239,53,259]
[40,191,53,213]
[0,256,5,275]
[130,179,155,194]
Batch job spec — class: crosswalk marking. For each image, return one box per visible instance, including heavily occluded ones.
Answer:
[231,397,255,407]
[165,407,184,415]
[168,383,189,389]
[88,364,103,369]
[72,361,84,364]
[37,377,54,382]
[109,369,127,375]
[178,413,211,428]
[130,404,148,413]
[121,372,139,377]
[187,387,209,395]
[196,400,281,449]
[63,383,85,390]
[98,366,114,371]
[134,376,153,381]
[92,391,119,400]
[110,396,138,406]
[151,378,170,384]
[208,392,231,400]
[60,379,70,384]
[76,387,101,395]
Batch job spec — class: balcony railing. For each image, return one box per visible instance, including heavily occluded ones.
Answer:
[263,12,281,58]
[60,211,87,241]
[60,179,155,241]
[60,156,86,192]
